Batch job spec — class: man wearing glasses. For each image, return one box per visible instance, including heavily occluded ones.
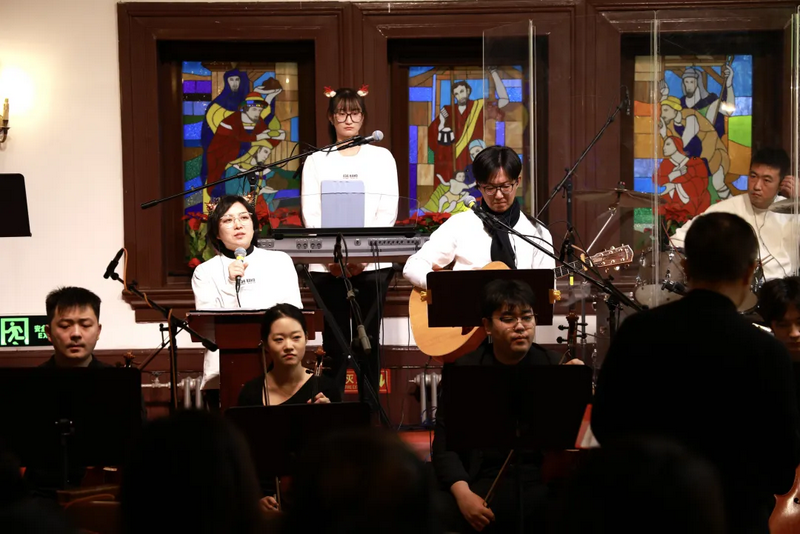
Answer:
[432,279,581,532]
[404,145,555,290]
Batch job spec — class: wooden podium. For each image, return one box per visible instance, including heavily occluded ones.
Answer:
[187,310,319,410]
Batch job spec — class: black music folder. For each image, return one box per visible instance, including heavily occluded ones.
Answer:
[0,368,143,488]
[0,174,31,237]
[426,268,555,326]
[442,365,593,451]
[225,402,370,478]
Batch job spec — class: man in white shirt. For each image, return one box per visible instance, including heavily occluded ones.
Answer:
[404,145,555,290]
[671,147,799,281]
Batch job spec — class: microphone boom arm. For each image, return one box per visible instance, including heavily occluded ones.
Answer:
[141,136,359,209]
[536,93,627,219]
[471,205,642,312]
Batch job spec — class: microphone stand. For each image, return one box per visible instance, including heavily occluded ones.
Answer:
[332,234,392,427]
[536,94,628,220]
[104,260,217,412]
[141,136,364,209]
[471,205,642,322]
[535,93,629,346]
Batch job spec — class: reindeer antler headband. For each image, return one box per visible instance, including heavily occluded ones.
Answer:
[323,85,369,98]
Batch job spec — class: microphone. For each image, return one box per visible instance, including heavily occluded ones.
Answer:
[103,248,125,280]
[661,279,687,296]
[337,130,384,150]
[624,86,631,116]
[234,247,247,292]
[466,199,490,224]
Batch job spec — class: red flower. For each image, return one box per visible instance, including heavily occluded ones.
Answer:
[187,217,203,231]
[284,213,303,227]
[187,258,201,269]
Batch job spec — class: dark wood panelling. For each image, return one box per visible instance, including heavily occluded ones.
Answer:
[119,1,800,323]
[118,3,347,318]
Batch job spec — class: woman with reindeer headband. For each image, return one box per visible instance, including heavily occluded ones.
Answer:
[300,86,399,403]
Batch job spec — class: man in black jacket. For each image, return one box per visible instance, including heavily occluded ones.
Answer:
[593,212,800,534]
[432,279,582,532]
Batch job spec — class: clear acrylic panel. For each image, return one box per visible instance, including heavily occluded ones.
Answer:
[792,9,800,278]
[483,21,537,215]
[654,6,799,298]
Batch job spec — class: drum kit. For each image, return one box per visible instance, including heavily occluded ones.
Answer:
[574,184,766,314]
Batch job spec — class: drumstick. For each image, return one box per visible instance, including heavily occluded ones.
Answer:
[483,449,515,506]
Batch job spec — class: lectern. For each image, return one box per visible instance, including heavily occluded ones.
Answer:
[187,309,319,410]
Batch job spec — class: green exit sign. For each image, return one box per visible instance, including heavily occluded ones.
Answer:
[0,316,51,347]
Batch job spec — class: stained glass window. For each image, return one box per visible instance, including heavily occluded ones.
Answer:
[407,66,526,216]
[181,61,301,263]
[632,54,753,232]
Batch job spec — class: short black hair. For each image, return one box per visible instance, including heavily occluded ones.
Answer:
[684,213,758,283]
[207,195,260,252]
[758,276,800,323]
[45,287,101,324]
[751,147,790,179]
[326,87,368,144]
[481,279,535,319]
[556,437,725,534]
[260,303,307,341]
[286,429,434,534]
[472,145,522,185]
[121,410,262,534]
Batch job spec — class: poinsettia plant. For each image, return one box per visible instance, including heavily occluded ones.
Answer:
[658,203,691,246]
[183,212,215,268]
[255,202,303,235]
[396,212,452,234]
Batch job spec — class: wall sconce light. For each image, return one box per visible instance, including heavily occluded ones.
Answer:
[0,99,9,143]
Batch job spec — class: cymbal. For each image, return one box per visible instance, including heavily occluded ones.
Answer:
[769,198,800,214]
[575,187,665,209]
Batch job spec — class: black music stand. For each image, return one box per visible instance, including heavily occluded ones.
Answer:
[0,173,31,237]
[0,368,143,490]
[426,268,556,327]
[440,365,592,533]
[441,366,593,451]
[225,402,370,478]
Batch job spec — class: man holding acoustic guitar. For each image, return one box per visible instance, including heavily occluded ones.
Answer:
[404,145,556,290]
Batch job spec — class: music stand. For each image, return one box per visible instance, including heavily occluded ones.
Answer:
[0,174,31,237]
[426,269,555,327]
[440,365,592,534]
[0,368,143,489]
[225,402,370,478]
[441,365,593,451]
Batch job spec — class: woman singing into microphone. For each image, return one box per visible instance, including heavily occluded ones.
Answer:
[301,86,399,405]
[192,195,302,404]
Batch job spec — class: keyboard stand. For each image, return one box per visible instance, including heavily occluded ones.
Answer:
[295,264,392,428]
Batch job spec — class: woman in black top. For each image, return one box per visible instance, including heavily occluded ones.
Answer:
[238,303,341,407]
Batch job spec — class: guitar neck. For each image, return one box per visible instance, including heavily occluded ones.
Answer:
[554,259,584,279]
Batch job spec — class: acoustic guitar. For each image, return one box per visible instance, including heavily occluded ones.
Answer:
[409,246,634,362]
